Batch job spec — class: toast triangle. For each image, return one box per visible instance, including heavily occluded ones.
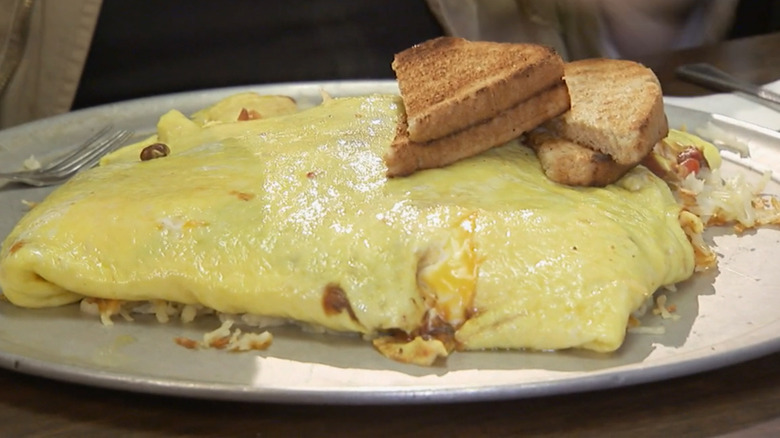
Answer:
[393,37,567,143]
[543,58,668,166]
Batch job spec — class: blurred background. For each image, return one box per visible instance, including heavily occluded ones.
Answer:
[71,0,780,109]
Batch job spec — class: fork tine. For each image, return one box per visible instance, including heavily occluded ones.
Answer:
[45,130,133,177]
[38,125,114,173]
[0,128,134,187]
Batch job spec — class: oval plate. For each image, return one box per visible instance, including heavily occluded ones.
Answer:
[0,80,778,404]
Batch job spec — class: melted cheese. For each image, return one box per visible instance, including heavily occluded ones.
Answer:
[417,213,479,327]
[0,94,695,354]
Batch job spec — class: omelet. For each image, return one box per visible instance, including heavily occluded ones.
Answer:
[0,94,695,364]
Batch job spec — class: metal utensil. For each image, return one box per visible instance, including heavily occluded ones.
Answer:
[676,63,780,112]
[0,126,133,187]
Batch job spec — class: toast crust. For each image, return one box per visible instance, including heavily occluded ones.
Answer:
[393,37,566,143]
[526,130,634,187]
[545,59,667,165]
[386,83,570,177]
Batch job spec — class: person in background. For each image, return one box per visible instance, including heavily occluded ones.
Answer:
[0,0,101,128]
[428,0,739,60]
[0,0,769,129]
[0,0,444,128]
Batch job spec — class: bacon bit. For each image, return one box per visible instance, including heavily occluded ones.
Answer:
[8,240,25,254]
[676,147,705,178]
[679,158,700,176]
[174,337,200,349]
[383,328,414,343]
[244,340,271,351]
[382,311,459,353]
[677,147,703,165]
[209,336,232,349]
[419,311,457,352]
[306,171,317,179]
[140,143,170,161]
[232,334,273,352]
[229,190,255,201]
[322,283,358,321]
[652,294,681,320]
[237,108,262,121]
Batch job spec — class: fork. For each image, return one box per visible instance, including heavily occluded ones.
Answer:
[0,126,134,187]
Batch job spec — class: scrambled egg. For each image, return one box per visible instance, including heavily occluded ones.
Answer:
[0,93,695,364]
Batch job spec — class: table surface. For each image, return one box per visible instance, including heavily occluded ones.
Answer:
[1,32,779,438]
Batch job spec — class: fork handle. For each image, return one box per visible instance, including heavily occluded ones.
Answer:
[676,63,780,105]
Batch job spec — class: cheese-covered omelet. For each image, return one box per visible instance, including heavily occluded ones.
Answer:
[0,94,695,363]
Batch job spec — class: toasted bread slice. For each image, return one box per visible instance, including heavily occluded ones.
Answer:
[386,83,570,177]
[526,130,634,187]
[393,37,567,143]
[544,59,667,166]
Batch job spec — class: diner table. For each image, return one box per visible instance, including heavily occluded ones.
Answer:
[1,32,779,438]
